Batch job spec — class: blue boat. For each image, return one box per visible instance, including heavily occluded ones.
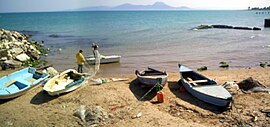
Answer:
[0,67,50,99]
[179,64,232,107]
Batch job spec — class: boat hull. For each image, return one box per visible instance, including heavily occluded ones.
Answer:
[180,79,232,107]
[136,68,168,87]
[0,67,49,99]
[43,69,89,96]
[86,55,121,64]
[179,64,232,107]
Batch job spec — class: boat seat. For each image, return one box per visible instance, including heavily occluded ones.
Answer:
[186,77,207,86]
[28,78,36,83]
[188,80,208,84]
[3,80,16,87]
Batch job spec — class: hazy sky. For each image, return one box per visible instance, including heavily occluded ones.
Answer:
[0,0,269,12]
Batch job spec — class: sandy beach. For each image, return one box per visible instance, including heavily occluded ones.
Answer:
[0,67,269,127]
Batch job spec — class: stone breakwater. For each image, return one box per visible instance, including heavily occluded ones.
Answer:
[0,29,46,69]
[193,25,262,30]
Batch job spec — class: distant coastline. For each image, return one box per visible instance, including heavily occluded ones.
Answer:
[248,6,270,11]
[72,2,190,11]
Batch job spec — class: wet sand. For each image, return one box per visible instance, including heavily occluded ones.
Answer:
[0,67,270,127]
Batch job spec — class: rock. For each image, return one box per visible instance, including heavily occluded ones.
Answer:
[197,66,207,71]
[45,67,59,77]
[0,57,7,61]
[136,112,142,118]
[212,25,233,29]
[9,48,24,56]
[237,77,268,92]
[16,53,30,62]
[28,51,40,60]
[13,41,24,46]
[253,27,261,30]
[4,59,22,68]
[29,45,36,51]
[233,27,253,30]
[0,49,8,58]
[193,25,212,30]
[222,81,240,95]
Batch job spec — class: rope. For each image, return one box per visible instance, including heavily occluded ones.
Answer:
[139,79,164,101]
[138,83,157,101]
[231,98,248,127]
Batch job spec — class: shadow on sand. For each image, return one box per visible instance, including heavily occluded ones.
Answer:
[129,79,157,101]
[30,91,59,105]
[0,98,16,104]
[168,80,226,114]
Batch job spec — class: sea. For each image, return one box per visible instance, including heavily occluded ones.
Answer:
[0,10,269,75]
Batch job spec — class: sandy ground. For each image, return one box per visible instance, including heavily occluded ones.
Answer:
[0,67,270,127]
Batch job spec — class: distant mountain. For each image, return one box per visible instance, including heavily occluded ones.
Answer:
[75,2,190,11]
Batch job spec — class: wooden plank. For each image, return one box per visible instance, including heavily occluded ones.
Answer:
[3,80,16,87]
[28,78,36,83]
[186,77,198,86]
[188,80,208,84]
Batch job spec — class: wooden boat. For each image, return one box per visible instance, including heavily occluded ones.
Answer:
[86,55,121,64]
[0,67,50,99]
[135,67,168,87]
[179,64,232,107]
[43,69,89,96]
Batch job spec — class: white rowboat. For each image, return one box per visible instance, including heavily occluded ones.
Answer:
[86,55,121,64]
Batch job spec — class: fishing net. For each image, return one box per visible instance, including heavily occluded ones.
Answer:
[83,50,101,80]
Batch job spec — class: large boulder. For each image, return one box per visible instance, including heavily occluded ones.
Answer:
[16,53,30,62]
[9,48,24,56]
[237,77,267,91]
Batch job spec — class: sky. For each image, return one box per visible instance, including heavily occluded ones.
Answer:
[0,0,269,12]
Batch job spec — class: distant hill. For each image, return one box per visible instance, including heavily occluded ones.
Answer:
[75,2,190,11]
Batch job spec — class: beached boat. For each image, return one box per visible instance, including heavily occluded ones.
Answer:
[0,67,50,99]
[43,69,89,96]
[135,67,168,87]
[178,64,232,107]
[86,55,121,64]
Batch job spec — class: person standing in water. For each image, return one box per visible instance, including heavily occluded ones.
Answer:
[76,50,86,73]
[91,43,99,58]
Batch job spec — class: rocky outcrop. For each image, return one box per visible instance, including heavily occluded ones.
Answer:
[192,25,213,30]
[0,29,45,69]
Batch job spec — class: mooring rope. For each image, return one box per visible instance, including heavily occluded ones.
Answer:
[139,79,164,101]
[231,98,249,127]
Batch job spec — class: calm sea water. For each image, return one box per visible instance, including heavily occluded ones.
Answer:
[0,11,269,74]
